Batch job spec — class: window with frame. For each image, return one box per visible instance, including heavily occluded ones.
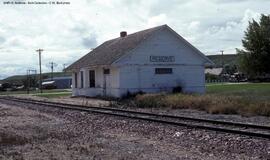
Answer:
[155,68,173,74]
[80,71,84,88]
[103,69,110,74]
[89,70,95,88]
[74,73,78,88]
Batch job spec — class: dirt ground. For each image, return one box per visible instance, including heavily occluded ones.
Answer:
[0,99,269,160]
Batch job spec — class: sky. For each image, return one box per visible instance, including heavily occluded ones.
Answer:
[0,0,269,79]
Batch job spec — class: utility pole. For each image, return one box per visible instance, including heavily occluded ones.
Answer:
[63,63,68,72]
[33,69,37,89]
[27,70,30,94]
[220,50,224,68]
[36,49,44,93]
[26,69,37,94]
[48,62,57,80]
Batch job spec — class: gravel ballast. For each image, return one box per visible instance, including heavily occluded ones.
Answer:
[0,99,269,159]
[13,95,270,126]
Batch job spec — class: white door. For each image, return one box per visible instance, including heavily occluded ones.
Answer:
[105,75,112,96]
[103,69,111,96]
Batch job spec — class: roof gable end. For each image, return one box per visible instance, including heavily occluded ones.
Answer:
[65,25,166,71]
[113,25,214,65]
[163,25,213,65]
[65,24,213,71]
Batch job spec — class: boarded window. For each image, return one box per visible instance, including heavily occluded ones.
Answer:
[155,68,173,74]
[103,69,110,74]
[89,70,95,88]
[74,73,78,88]
[80,71,84,88]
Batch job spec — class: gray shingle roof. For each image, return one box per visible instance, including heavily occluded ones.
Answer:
[66,24,214,71]
[65,25,166,71]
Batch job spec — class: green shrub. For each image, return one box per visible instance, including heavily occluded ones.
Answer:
[135,94,166,108]
[133,93,270,117]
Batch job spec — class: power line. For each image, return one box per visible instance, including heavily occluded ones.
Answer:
[48,62,57,80]
[204,48,241,54]
[26,69,37,94]
[63,63,68,72]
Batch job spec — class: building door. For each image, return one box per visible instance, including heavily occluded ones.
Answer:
[105,75,112,96]
[80,71,84,88]
[103,69,111,96]
[89,70,95,88]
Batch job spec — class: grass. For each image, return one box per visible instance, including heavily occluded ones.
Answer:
[0,90,30,95]
[0,89,69,95]
[1,83,269,116]
[133,83,270,117]
[206,83,270,101]
[0,89,70,95]
[0,89,72,98]
[34,92,72,98]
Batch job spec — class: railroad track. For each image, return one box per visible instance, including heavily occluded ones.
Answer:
[0,96,270,139]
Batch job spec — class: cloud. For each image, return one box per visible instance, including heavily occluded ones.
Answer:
[214,0,251,4]
[0,0,270,78]
[147,14,168,27]
[0,36,5,44]
[82,35,97,48]
[197,9,262,54]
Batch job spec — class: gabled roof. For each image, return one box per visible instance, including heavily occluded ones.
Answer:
[66,24,213,71]
[66,25,166,71]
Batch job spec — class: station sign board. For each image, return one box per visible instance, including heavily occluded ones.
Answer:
[150,56,175,62]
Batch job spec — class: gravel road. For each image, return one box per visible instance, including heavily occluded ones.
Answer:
[0,99,269,160]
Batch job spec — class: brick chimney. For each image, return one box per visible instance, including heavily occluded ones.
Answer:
[120,31,127,37]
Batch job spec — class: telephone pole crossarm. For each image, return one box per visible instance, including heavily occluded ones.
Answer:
[49,62,57,80]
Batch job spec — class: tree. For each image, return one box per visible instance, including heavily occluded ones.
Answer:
[223,64,237,75]
[237,14,270,78]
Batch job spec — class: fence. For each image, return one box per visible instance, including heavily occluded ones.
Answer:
[206,79,230,83]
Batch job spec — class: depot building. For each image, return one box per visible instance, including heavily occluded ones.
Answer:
[65,24,213,98]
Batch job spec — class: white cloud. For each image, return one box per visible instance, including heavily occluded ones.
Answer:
[198,9,262,54]
[0,0,270,78]
[188,21,200,31]
[241,9,261,27]
[147,14,169,27]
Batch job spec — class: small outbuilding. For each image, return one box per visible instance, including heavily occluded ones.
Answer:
[205,68,223,76]
[66,24,213,97]
[42,76,72,89]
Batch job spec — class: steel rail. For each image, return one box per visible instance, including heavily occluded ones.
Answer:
[0,96,270,139]
[3,96,270,130]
